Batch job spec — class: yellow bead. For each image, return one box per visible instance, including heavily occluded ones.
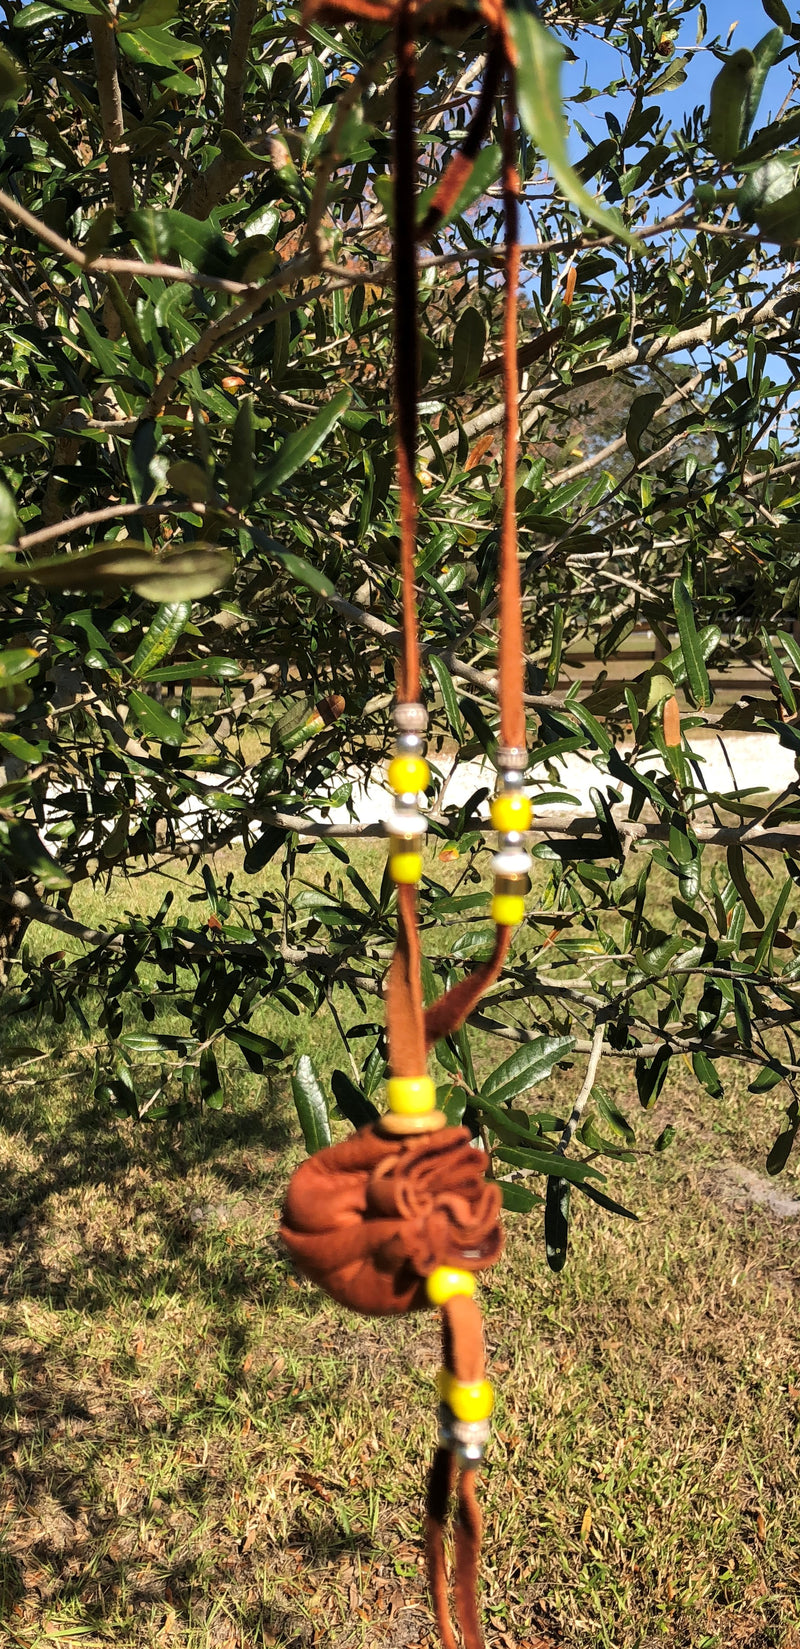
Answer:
[490,792,532,834]
[388,754,430,795]
[390,851,422,884]
[437,1370,494,1423]
[386,1075,436,1116]
[491,893,525,927]
[426,1267,476,1307]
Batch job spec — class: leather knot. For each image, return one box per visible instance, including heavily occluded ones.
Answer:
[281,1125,503,1316]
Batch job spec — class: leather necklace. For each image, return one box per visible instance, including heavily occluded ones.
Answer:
[283,9,528,1643]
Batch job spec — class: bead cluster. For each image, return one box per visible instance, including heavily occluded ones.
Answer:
[382,704,447,1135]
[490,745,532,927]
[385,702,429,886]
[425,1269,494,1467]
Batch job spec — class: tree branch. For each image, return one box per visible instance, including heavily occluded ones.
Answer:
[179,0,261,219]
[90,14,135,336]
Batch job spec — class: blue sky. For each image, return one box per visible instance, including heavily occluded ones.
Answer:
[562,0,796,155]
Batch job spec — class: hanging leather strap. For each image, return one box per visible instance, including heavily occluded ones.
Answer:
[386,2,428,1082]
[416,37,505,243]
[425,1295,488,1649]
[413,51,524,1054]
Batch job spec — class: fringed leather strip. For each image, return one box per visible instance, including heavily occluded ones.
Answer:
[416,37,505,243]
[424,923,512,1051]
[498,73,524,753]
[425,1295,489,1649]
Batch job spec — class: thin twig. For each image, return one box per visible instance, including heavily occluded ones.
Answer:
[556,1021,605,1154]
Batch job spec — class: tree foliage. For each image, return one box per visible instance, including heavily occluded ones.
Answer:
[2,0,800,1254]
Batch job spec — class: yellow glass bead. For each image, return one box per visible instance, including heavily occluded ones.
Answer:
[491,893,525,927]
[390,851,422,884]
[490,792,532,834]
[437,1369,494,1423]
[388,754,430,795]
[387,1075,436,1116]
[426,1267,476,1307]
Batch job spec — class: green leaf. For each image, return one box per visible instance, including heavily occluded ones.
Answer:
[0,732,44,762]
[595,1087,636,1144]
[626,391,664,460]
[743,28,784,142]
[761,0,791,27]
[755,182,800,243]
[692,1049,723,1099]
[707,49,754,161]
[574,1181,638,1220]
[0,820,71,889]
[117,23,201,66]
[0,481,19,547]
[117,0,179,30]
[546,603,564,693]
[126,207,230,274]
[762,629,796,712]
[331,1068,380,1129]
[544,1174,570,1272]
[673,578,711,708]
[726,845,765,927]
[636,1046,670,1110]
[449,306,486,394]
[199,1046,224,1108]
[227,395,255,512]
[754,876,791,970]
[225,1026,284,1073]
[0,544,233,601]
[259,389,351,493]
[0,41,25,105]
[128,688,186,745]
[507,6,640,249]
[749,1062,785,1092]
[738,155,797,224]
[428,653,463,740]
[141,656,241,683]
[480,1035,575,1109]
[13,4,68,30]
[494,1145,603,1184]
[291,1053,332,1153]
[500,1181,544,1213]
[132,600,191,678]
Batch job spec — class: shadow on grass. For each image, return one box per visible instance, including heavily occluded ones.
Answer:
[0,1007,298,1319]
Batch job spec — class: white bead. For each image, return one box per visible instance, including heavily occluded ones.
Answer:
[492,848,533,877]
[385,810,427,838]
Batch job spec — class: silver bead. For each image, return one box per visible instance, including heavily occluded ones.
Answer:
[394,702,428,733]
[394,790,422,812]
[500,830,524,850]
[396,731,424,756]
[498,767,525,790]
[437,1403,491,1470]
[496,745,527,772]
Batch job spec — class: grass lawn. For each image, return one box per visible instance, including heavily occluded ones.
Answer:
[1,847,799,1649]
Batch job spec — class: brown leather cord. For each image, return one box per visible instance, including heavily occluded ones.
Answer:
[284,20,525,1649]
[426,1448,460,1649]
[411,59,525,1054]
[424,922,511,1051]
[498,74,524,752]
[454,1471,484,1649]
[387,880,427,1077]
[424,1296,488,1649]
[394,1,421,709]
[416,37,505,243]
